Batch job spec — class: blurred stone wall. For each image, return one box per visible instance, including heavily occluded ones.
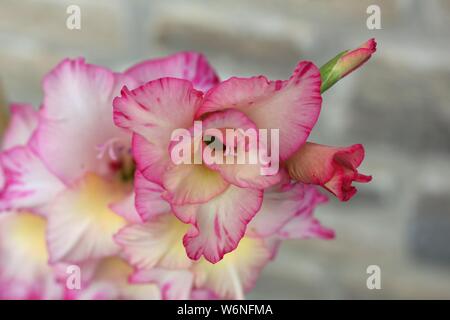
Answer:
[1,0,450,298]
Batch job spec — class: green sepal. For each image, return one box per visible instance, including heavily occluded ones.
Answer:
[319,50,347,93]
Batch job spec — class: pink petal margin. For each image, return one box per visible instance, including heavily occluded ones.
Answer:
[173,186,263,263]
[125,52,220,93]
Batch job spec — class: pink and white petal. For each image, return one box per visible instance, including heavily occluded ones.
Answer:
[204,152,282,189]
[277,214,335,240]
[0,212,64,299]
[0,146,65,212]
[192,236,271,299]
[125,51,219,92]
[162,163,229,205]
[94,257,161,300]
[174,185,263,263]
[202,109,281,189]
[109,192,142,224]
[113,78,203,184]
[131,268,193,300]
[114,214,192,270]
[46,174,126,263]
[201,109,258,141]
[131,134,167,185]
[0,276,63,300]
[31,58,134,184]
[248,182,327,237]
[198,61,322,160]
[163,126,229,205]
[134,170,171,221]
[2,103,38,150]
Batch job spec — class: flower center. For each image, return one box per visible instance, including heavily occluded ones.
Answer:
[96,138,135,182]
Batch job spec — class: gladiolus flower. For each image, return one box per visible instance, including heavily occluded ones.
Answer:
[113,60,322,263]
[0,38,376,299]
